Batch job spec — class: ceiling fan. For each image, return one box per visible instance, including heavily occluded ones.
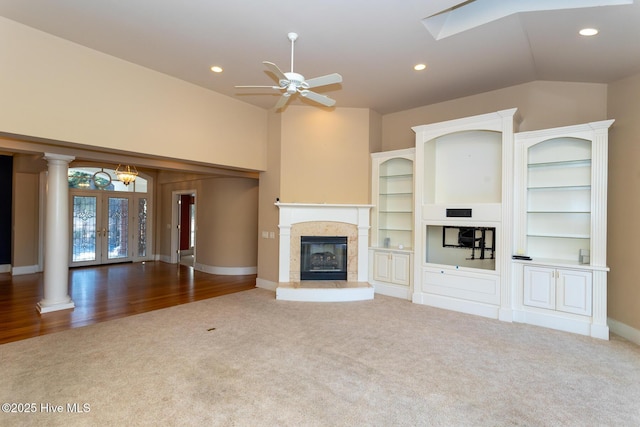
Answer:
[235,32,342,110]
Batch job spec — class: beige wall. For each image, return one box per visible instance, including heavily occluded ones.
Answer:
[0,17,267,172]
[158,174,258,269]
[382,81,608,151]
[11,153,47,269]
[197,177,258,268]
[256,111,283,284]
[12,172,39,267]
[607,72,640,332]
[280,106,371,204]
[256,106,375,284]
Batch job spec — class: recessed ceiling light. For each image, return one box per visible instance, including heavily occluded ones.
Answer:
[579,28,599,36]
[210,66,223,73]
[414,63,427,71]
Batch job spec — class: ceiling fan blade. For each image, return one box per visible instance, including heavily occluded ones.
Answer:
[299,90,336,107]
[263,61,288,83]
[274,93,291,110]
[304,73,343,89]
[235,85,281,89]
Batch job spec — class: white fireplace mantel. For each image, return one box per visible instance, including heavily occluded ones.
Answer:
[276,202,373,283]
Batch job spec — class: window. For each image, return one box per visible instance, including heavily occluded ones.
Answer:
[68,167,147,193]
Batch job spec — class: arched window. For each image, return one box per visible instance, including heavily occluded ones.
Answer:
[68,167,148,193]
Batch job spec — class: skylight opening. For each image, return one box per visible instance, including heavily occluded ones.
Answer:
[422,0,631,40]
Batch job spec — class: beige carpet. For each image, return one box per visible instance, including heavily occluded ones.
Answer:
[1,288,639,426]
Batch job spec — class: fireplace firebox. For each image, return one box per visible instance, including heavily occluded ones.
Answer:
[300,236,348,280]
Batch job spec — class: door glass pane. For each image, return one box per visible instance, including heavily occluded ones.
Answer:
[137,198,148,257]
[72,196,97,262]
[108,197,129,259]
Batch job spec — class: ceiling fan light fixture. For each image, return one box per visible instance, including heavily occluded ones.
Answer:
[234,33,342,110]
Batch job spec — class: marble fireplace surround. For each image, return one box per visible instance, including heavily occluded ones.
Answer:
[276,203,373,283]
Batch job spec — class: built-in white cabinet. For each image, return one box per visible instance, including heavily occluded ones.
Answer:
[412,109,518,321]
[370,149,414,299]
[368,111,612,340]
[523,265,592,316]
[513,120,613,339]
[372,249,411,286]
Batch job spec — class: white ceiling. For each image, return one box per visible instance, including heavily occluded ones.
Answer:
[1,0,639,115]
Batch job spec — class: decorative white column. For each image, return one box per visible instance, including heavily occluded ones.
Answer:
[37,153,75,314]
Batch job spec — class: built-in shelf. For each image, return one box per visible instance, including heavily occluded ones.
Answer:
[371,150,414,250]
[513,120,614,340]
[370,149,415,298]
[528,159,591,168]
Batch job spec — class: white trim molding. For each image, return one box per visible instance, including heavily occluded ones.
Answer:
[608,318,640,346]
[195,263,257,276]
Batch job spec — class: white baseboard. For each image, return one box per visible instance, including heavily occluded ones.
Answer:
[608,318,640,346]
[371,281,411,300]
[499,308,513,323]
[256,278,277,291]
[513,308,594,338]
[12,265,40,275]
[0,264,11,273]
[158,255,173,263]
[195,263,257,276]
[413,292,500,319]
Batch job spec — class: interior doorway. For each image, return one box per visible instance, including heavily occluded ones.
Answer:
[172,190,196,267]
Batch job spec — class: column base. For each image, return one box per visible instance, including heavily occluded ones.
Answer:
[37,299,75,314]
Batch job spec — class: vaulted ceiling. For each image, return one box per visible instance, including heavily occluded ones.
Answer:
[1,0,639,114]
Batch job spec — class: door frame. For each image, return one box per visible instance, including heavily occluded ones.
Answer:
[170,189,197,264]
[69,191,135,267]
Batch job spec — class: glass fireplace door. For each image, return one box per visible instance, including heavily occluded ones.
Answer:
[300,236,348,280]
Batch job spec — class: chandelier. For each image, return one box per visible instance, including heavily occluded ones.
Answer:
[115,164,138,186]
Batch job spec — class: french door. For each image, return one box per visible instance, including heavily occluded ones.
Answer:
[70,192,134,266]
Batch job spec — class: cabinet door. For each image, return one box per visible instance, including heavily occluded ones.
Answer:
[390,252,411,286]
[523,266,555,309]
[557,269,592,316]
[373,251,392,282]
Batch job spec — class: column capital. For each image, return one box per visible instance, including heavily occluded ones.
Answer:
[43,153,75,163]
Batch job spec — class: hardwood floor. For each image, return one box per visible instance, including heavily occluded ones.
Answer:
[0,261,257,345]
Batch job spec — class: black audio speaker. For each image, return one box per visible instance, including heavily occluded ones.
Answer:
[446,208,472,218]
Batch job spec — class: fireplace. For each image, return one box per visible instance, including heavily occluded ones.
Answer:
[300,236,348,280]
[275,203,373,283]
[274,203,374,302]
